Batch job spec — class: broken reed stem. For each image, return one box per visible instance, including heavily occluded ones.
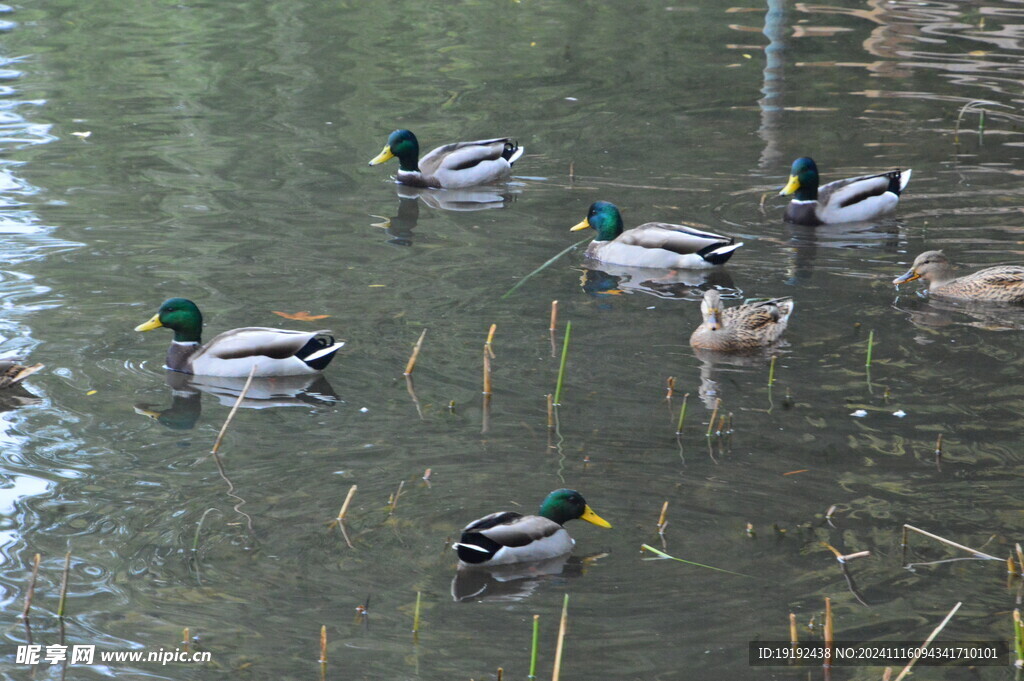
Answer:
[211,364,257,455]
[182,627,190,652]
[529,614,540,679]
[675,393,689,435]
[665,376,675,400]
[789,613,798,646]
[482,325,496,396]
[549,301,559,332]
[193,508,220,553]
[546,394,554,429]
[319,624,327,665]
[865,330,875,367]
[823,597,834,667]
[903,524,1000,560]
[404,329,427,375]
[412,590,422,633]
[768,355,777,386]
[657,501,669,533]
[57,551,71,619]
[1008,555,1017,575]
[496,668,503,681]
[389,480,405,515]
[552,594,570,681]
[1013,609,1023,668]
[706,398,721,437]
[338,485,358,521]
[553,321,572,406]
[935,433,943,457]
[893,601,962,681]
[21,552,40,618]
[1016,543,1024,573]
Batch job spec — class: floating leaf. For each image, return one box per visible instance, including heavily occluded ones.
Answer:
[272,310,330,322]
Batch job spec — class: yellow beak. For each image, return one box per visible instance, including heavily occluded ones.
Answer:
[580,505,612,528]
[893,268,920,285]
[779,175,800,196]
[570,217,592,232]
[135,314,163,332]
[369,145,395,166]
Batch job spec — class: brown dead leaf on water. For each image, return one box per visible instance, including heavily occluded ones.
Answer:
[272,310,331,322]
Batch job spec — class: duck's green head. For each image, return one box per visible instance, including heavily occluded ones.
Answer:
[135,298,203,343]
[570,201,624,242]
[368,129,420,172]
[779,157,819,201]
[539,489,612,528]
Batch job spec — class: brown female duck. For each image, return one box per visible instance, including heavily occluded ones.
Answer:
[893,251,1024,303]
[689,289,794,352]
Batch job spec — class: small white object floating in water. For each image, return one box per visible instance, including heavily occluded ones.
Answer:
[850,409,868,418]
[892,410,907,418]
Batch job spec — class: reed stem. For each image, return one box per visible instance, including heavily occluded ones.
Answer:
[338,485,357,521]
[552,594,569,681]
[865,330,875,367]
[404,329,427,375]
[665,376,675,400]
[57,551,71,619]
[553,321,572,406]
[1013,609,1023,668]
[706,398,721,438]
[903,524,1000,560]
[549,301,559,332]
[412,591,422,633]
[529,614,540,679]
[21,552,40,619]
[546,394,554,429]
[789,612,798,646]
[675,393,689,435]
[768,356,777,386]
[211,364,257,455]
[893,602,962,681]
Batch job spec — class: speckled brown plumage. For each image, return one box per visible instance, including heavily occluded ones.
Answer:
[689,289,794,352]
[0,361,44,389]
[893,250,1024,303]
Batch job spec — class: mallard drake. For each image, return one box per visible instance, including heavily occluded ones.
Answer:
[454,489,611,567]
[779,157,911,226]
[689,289,794,352]
[569,201,742,269]
[369,129,523,189]
[135,298,345,377]
[0,359,43,388]
[893,250,1024,303]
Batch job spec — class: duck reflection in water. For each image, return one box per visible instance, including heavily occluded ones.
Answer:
[451,553,605,602]
[580,264,736,300]
[134,371,339,430]
[370,186,518,246]
[781,220,901,286]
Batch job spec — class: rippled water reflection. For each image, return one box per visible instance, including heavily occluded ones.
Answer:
[2,0,1024,679]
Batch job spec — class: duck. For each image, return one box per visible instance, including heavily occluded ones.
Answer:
[453,489,611,567]
[893,250,1024,303]
[368,129,523,189]
[569,201,742,269]
[0,359,44,388]
[689,289,794,352]
[135,298,345,377]
[779,157,911,226]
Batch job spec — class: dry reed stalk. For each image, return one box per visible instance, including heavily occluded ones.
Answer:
[319,624,327,666]
[657,502,669,533]
[706,398,721,437]
[1008,555,1017,575]
[211,364,257,455]
[838,551,870,562]
[823,597,834,670]
[57,551,71,618]
[496,668,503,681]
[789,613,798,646]
[935,433,943,457]
[1016,543,1024,572]
[552,594,570,681]
[182,627,190,653]
[546,394,554,429]
[665,376,675,400]
[389,481,405,515]
[903,524,1000,560]
[21,553,40,619]
[892,601,962,681]
[337,485,357,521]
[404,329,427,375]
[550,301,559,332]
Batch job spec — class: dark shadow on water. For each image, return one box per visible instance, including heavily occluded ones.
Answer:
[451,553,603,602]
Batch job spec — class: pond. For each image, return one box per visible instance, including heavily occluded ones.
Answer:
[2,0,1024,679]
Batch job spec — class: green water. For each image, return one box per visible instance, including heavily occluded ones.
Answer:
[2,0,1024,679]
